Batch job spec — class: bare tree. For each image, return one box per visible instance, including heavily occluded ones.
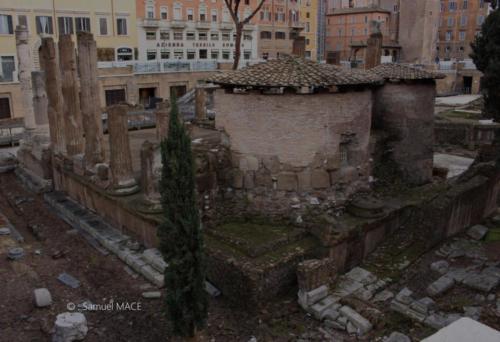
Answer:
[223,0,266,69]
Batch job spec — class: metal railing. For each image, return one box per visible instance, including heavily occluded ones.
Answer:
[97,60,218,73]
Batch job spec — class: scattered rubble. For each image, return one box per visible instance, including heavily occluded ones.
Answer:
[141,291,161,299]
[467,225,489,241]
[34,288,52,308]
[385,331,411,342]
[57,273,81,289]
[7,247,24,260]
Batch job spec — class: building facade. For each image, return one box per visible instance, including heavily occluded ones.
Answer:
[299,0,318,59]
[437,0,490,61]
[0,0,137,121]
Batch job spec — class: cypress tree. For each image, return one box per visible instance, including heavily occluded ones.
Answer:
[158,97,208,339]
[471,3,500,122]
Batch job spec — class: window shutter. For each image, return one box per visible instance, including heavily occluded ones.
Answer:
[7,15,13,34]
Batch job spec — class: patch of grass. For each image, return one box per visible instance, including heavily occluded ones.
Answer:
[485,227,500,242]
[216,222,293,246]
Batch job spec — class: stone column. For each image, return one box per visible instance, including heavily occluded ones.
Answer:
[107,104,138,195]
[15,25,36,135]
[365,21,383,70]
[139,140,161,211]
[59,35,84,156]
[77,32,105,168]
[40,38,66,154]
[155,101,170,141]
[32,71,49,126]
[195,86,207,122]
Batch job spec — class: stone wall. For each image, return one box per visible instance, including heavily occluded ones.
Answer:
[213,89,373,218]
[435,121,500,149]
[373,82,436,185]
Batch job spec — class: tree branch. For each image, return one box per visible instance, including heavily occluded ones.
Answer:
[242,0,266,24]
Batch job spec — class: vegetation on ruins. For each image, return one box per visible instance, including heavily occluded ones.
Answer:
[158,98,208,340]
[471,1,500,123]
[223,0,266,70]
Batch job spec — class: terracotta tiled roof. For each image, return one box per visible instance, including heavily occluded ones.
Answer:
[369,63,446,80]
[208,56,383,88]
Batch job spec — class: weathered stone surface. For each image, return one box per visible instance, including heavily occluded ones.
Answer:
[410,297,435,315]
[323,308,340,321]
[353,287,374,301]
[394,287,414,305]
[15,25,36,133]
[277,172,297,191]
[231,169,244,189]
[373,290,394,303]
[339,305,373,335]
[430,260,450,275]
[52,312,88,342]
[463,306,482,320]
[298,285,328,309]
[422,317,500,342]
[311,169,330,189]
[462,272,499,292]
[446,268,470,283]
[344,267,377,286]
[7,247,24,260]
[142,248,167,272]
[467,225,489,240]
[297,169,312,191]
[325,318,345,331]
[34,288,52,307]
[385,331,411,342]
[142,291,161,299]
[333,278,364,298]
[297,258,336,292]
[427,276,455,296]
[310,296,338,320]
[155,101,170,141]
[424,312,461,330]
[57,273,81,289]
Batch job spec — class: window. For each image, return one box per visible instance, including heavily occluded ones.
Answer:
[199,49,207,59]
[0,97,11,119]
[0,56,15,82]
[459,31,466,41]
[447,17,454,27]
[147,5,155,18]
[160,31,169,40]
[173,31,183,40]
[223,8,230,22]
[243,34,252,40]
[174,50,183,59]
[339,143,349,167]
[260,31,272,39]
[463,0,468,9]
[146,31,156,40]
[199,32,207,40]
[161,50,170,59]
[460,15,468,26]
[161,7,168,20]
[480,0,485,8]
[222,32,230,41]
[75,17,91,33]
[117,18,127,35]
[105,89,126,106]
[222,50,230,59]
[211,9,217,22]
[211,50,219,59]
[446,31,452,41]
[160,7,168,20]
[275,31,286,39]
[199,8,207,21]
[187,50,196,59]
[187,9,194,21]
[449,1,457,11]
[0,15,13,34]
[210,32,219,40]
[36,16,53,34]
[243,50,251,60]
[117,47,133,61]
[99,18,108,35]
[147,49,157,60]
[58,17,74,35]
[17,15,28,31]
[186,32,195,40]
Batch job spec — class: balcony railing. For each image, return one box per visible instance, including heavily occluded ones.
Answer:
[196,20,212,30]
[171,20,187,28]
[134,60,218,73]
[142,18,160,28]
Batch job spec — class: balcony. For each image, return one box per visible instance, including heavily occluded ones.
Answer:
[196,20,212,30]
[242,24,256,31]
[219,21,234,30]
[142,18,160,28]
[290,21,305,30]
[171,20,187,28]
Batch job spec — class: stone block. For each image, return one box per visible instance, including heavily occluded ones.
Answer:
[262,155,280,174]
[394,287,414,305]
[254,169,272,187]
[333,278,364,298]
[373,290,394,303]
[297,169,312,191]
[240,156,259,171]
[311,169,330,189]
[462,272,499,292]
[325,318,345,331]
[277,172,297,191]
[325,154,340,171]
[143,248,167,273]
[427,276,455,297]
[410,297,435,315]
[244,171,255,189]
[430,260,450,275]
[323,308,340,321]
[231,169,244,189]
[304,285,329,306]
[345,267,377,285]
[310,295,338,320]
[52,312,88,342]
[353,287,374,301]
[339,305,373,335]
[385,332,411,342]
[34,288,52,307]
[467,225,489,240]
[142,291,161,299]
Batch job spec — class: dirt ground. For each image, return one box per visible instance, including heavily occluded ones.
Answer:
[0,172,321,342]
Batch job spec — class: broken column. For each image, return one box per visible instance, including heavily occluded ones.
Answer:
[32,71,49,127]
[15,25,36,136]
[40,38,66,154]
[365,21,383,69]
[77,32,105,168]
[155,101,170,141]
[195,86,207,122]
[59,35,84,156]
[107,104,139,195]
[139,140,161,212]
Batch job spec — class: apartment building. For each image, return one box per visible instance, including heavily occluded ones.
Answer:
[437,0,490,61]
[0,0,137,121]
[299,0,319,60]
[325,6,399,64]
